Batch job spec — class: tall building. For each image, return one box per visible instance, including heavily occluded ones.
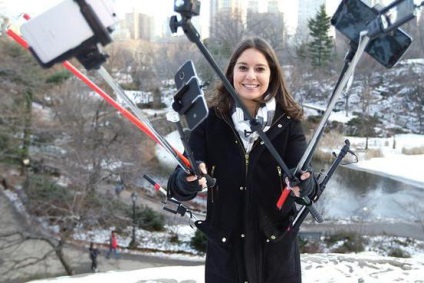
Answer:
[209,0,247,36]
[247,0,260,13]
[0,0,7,35]
[122,12,153,41]
[266,0,280,13]
[0,0,7,13]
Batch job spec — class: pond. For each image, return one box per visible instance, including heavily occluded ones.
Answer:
[314,163,424,222]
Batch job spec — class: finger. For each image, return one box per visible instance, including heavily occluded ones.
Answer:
[199,177,207,188]
[198,162,207,174]
[292,187,300,197]
[284,177,290,186]
[300,172,311,180]
[186,175,198,182]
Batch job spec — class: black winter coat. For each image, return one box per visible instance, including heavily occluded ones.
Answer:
[168,105,308,283]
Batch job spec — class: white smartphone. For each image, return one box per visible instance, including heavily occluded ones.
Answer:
[20,0,118,67]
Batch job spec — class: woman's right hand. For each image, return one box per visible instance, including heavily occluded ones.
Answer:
[176,162,208,192]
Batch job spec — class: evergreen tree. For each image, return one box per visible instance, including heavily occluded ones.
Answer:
[307,5,333,68]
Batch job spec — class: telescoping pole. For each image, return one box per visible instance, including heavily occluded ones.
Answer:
[6,16,191,173]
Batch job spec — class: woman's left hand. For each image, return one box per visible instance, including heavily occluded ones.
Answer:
[285,170,314,198]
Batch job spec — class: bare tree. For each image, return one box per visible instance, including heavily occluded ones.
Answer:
[245,11,286,53]
[0,36,159,278]
[209,9,246,61]
[402,67,424,134]
[0,37,53,170]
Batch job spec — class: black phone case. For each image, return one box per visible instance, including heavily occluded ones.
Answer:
[331,0,412,68]
[175,60,197,89]
[173,61,208,131]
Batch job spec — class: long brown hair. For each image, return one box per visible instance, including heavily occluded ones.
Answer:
[209,37,303,120]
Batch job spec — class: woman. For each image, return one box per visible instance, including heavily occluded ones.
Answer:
[168,37,317,283]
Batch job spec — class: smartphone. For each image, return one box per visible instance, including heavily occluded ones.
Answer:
[174,60,197,89]
[20,0,118,68]
[331,0,412,68]
[173,61,208,131]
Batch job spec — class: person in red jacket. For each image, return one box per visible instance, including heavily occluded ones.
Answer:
[167,37,318,283]
[106,230,120,259]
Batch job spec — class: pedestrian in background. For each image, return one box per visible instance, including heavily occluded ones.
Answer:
[114,179,124,197]
[106,230,120,259]
[88,242,100,272]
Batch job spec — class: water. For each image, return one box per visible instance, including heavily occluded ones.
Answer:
[315,164,424,222]
[155,148,424,222]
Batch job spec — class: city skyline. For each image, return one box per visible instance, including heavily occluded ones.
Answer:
[1,0,401,40]
[0,0,328,38]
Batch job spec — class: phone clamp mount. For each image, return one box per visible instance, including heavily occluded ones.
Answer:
[72,0,112,70]
[143,174,199,227]
[20,0,117,70]
[167,60,216,189]
[169,0,201,43]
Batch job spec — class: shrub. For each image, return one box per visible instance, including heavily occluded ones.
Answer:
[191,229,207,253]
[388,247,411,258]
[169,233,179,244]
[299,238,323,253]
[364,148,383,160]
[324,231,367,253]
[45,70,71,84]
[137,206,165,232]
[401,146,424,155]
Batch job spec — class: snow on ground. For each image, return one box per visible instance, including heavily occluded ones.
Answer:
[18,105,424,283]
[330,111,424,188]
[25,127,424,283]
[26,253,424,283]
[344,133,424,189]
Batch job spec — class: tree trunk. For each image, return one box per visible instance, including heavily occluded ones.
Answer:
[55,239,75,275]
[21,89,33,177]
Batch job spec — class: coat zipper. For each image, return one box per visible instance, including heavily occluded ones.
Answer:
[210,165,216,203]
[277,166,284,192]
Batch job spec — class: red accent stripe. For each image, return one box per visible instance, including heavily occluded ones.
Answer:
[276,187,290,209]
[6,20,191,170]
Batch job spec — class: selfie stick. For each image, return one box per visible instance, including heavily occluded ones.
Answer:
[290,0,418,228]
[170,5,323,223]
[143,174,199,225]
[95,66,193,174]
[291,140,354,231]
[7,15,192,175]
[166,109,216,190]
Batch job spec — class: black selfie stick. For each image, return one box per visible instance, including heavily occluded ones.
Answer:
[169,4,324,222]
[292,0,424,228]
[168,82,217,189]
[291,140,355,231]
[143,174,198,226]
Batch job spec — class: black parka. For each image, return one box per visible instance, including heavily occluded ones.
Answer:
[168,105,308,283]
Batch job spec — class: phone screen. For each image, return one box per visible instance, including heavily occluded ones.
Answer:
[331,0,412,68]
